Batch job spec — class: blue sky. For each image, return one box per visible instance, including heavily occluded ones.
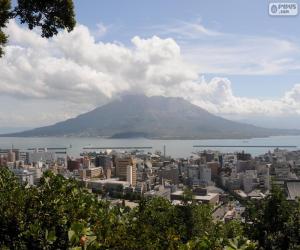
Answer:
[74,0,300,98]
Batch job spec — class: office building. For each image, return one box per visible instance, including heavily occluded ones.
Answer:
[116,156,136,180]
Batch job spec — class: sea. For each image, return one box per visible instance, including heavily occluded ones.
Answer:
[0,135,300,158]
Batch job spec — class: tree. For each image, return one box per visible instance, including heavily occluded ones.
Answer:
[0,168,109,249]
[0,0,10,57]
[0,167,257,249]
[245,184,300,250]
[0,0,76,57]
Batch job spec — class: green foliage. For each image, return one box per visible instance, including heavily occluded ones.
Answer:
[0,168,108,249]
[224,236,257,250]
[0,167,254,249]
[182,187,194,204]
[13,0,76,38]
[0,0,11,57]
[68,222,98,249]
[245,184,300,250]
[0,0,76,57]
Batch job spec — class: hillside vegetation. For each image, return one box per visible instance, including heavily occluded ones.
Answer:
[0,168,299,249]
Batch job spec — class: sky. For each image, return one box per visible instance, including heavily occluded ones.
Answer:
[1,0,300,132]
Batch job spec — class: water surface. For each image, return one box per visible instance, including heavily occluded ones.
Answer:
[0,136,299,158]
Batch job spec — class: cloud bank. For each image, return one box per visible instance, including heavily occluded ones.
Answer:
[1,21,300,127]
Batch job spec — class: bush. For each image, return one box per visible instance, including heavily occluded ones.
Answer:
[0,167,255,249]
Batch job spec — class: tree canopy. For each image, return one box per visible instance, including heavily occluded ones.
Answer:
[0,167,257,250]
[2,166,299,249]
[244,184,300,250]
[0,0,76,57]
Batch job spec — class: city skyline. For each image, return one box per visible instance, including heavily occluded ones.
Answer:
[1,2,300,249]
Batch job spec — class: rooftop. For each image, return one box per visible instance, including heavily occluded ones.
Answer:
[171,190,218,201]
[86,178,129,185]
[286,181,300,200]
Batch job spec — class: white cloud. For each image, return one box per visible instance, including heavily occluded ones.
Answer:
[152,19,222,39]
[1,20,300,127]
[151,19,300,75]
[183,36,300,75]
[94,23,108,38]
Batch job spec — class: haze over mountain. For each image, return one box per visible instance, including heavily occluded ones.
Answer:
[0,127,33,134]
[2,95,300,139]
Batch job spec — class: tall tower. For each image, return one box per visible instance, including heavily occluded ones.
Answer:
[126,165,137,186]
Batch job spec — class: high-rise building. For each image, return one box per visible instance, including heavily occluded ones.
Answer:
[116,156,137,182]
[187,165,200,186]
[95,155,112,168]
[95,155,113,179]
[200,165,211,185]
[207,162,220,178]
[7,150,16,163]
[126,165,137,186]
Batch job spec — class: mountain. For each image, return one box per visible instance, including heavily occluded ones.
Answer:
[2,95,300,139]
[0,127,33,134]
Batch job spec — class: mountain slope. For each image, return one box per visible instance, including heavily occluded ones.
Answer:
[2,95,300,139]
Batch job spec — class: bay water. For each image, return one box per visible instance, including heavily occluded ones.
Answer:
[0,135,299,158]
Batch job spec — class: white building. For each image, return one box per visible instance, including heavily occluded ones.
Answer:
[242,170,258,193]
[29,151,56,164]
[12,169,35,186]
[127,165,134,186]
